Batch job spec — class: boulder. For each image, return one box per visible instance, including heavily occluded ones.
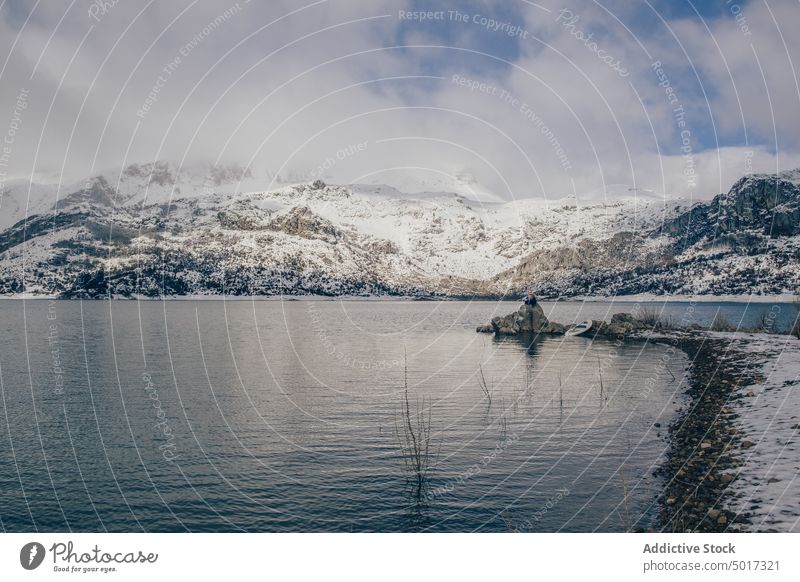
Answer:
[606,312,639,336]
[477,303,564,336]
[542,321,567,334]
[591,312,652,337]
[515,304,550,332]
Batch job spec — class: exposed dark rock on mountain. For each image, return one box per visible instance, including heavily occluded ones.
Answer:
[268,206,340,241]
[657,173,800,241]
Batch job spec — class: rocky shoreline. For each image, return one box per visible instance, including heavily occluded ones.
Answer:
[651,333,765,532]
[477,304,787,532]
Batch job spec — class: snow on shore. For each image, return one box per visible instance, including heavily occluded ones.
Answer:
[713,332,800,531]
[572,294,797,304]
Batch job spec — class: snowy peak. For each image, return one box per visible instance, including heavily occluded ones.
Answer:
[0,161,266,230]
[720,172,800,237]
[746,168,800,186]
[660,171,800,243]
[105,161,260,206]
[0,181,60,230]
[352,169,506,204]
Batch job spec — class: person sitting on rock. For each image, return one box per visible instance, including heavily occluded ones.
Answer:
[522,289,538,306]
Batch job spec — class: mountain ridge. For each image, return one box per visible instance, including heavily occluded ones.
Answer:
[0,164,797,299]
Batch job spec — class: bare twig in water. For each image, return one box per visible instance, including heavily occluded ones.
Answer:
[394,353,436,500]
[617,465,633,532]
[511,384,521,413]
[478,364,493,404]
[525,364,533,395]
[597,357,604,399]
[558,369,563,409]
[666,363,676,382]
[500,510,519,533]
[498,399,508,439]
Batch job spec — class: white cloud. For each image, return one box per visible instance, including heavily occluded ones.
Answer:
[0,0,798,201]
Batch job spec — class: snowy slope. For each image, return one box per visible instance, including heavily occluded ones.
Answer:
[0,162,797,298]
[0,180,60,230]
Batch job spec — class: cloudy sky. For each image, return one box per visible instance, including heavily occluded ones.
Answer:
[1,0,799,201]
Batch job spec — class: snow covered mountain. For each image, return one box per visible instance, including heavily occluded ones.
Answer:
[499,171,800,296]
[0,163,798,298]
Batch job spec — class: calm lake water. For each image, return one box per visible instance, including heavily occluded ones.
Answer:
[0,299,791,532]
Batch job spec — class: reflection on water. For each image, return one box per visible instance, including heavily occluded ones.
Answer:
[0,299,709,531]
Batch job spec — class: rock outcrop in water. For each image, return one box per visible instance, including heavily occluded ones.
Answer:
[592,313,652,337]
[476,304,566,335]
[477,309,659,338]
